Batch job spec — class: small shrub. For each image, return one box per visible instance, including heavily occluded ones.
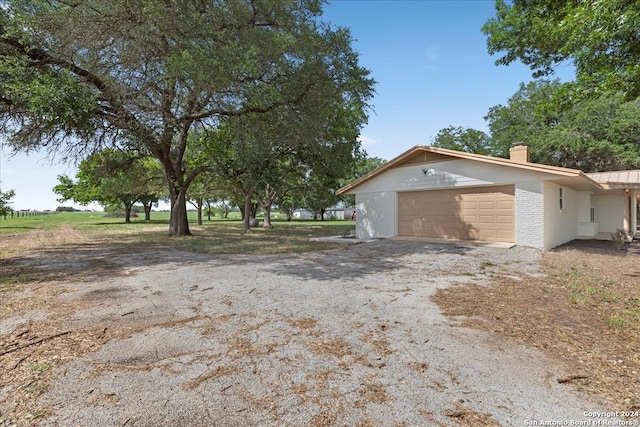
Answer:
[611,228,630,250]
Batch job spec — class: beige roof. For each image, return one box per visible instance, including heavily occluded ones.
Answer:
[586,170,640,189]
[338,145,601,195]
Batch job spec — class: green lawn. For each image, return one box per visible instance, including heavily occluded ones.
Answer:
[0,211,357,255]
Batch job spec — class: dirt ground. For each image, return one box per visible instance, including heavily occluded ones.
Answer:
[433,239,640,413]
[0,228,636,426]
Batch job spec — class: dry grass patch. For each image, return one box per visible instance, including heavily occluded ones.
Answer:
[433,240,640,411]
[286,317,318,330]
[310,338,352,359]
[357,380,388,404]
[443,403,501,426]
[182,364,242,390]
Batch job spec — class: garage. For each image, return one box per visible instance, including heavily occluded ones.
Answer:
[397,185,515,242]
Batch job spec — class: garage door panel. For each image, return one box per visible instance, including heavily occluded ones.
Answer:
[496,200,513,209]
[496,216,513,224]
[478,201,496,210]
[479,215,496,224]
[496,231,514,240]
[398,185,514,242]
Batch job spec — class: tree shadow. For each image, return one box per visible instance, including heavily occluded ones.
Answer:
[252,239,475,281]
[1,239,476,285]
[0,226,37,231]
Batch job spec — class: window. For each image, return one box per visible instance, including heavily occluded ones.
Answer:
[590,207,595,222]
[559,187,564,211]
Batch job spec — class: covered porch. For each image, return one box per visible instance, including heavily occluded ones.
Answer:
[586,170,640,240]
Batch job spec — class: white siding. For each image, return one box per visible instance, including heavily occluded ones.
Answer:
[355,192,396,239]
[543,182,578,249]
[353,160,566,247]
[593,192,626,233]
[350,159,565,194]
[515,181,545,249]
[351,158,615,249]
[577,191,597,237]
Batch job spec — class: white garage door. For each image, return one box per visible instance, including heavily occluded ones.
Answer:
[397,185,515,242]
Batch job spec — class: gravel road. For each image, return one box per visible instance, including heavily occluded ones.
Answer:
[4,239,614,426]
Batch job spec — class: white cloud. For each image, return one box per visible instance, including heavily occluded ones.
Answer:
[358,134,379,146]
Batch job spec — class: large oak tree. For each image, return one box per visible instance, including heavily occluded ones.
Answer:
[483,0,640,102]
[0,0,374,235]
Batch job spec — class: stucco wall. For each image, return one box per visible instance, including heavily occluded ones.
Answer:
[514,181,545,249]
[543,182,579,249]
[355,192,396,239]
[594,192,626,233]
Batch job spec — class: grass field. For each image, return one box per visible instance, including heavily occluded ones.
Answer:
[0,210,356,255]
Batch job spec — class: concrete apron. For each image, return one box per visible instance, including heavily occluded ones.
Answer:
[311,235,515,249]
[391,235,516,249]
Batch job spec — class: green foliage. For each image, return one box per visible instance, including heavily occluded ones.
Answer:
[483,80,640,171]
[0,189,16,217]
[533,94,640,171]
[204,91,368,228]
[53,149,164,221]
[53,175,78,204]
[483,0,640,102]
[0,0,374,236]
[485,79,564,158]
[55,206,77,212]
[338,155,386,207]
[431,126,493,155]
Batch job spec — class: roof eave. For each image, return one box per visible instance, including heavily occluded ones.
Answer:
[337,145,594,195]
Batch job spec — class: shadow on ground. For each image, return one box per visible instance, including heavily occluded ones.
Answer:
[1,240,478,285]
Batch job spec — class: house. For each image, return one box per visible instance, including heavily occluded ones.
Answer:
[323,206,352,220]
[336,144,640,250]
[292,209,313,219]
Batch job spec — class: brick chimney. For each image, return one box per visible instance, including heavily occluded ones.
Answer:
[509,143,530,163]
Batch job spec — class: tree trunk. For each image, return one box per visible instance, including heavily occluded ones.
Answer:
[143,202,152,221]
[262,185,275,229]
[205,201,212,221]
[243,190,253,233]
[320,208,326,221]
[124,201,133,223]
[262,202,273,228]
[170,189,191,236]
[159,147,192,236]
[195,197,203,225]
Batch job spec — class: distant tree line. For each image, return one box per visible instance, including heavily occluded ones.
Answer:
[53,148,386,227]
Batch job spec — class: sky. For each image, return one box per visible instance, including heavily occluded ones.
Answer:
[0,0,576,211]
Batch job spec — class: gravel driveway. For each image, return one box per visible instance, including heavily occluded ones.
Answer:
[3,240,612,426]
